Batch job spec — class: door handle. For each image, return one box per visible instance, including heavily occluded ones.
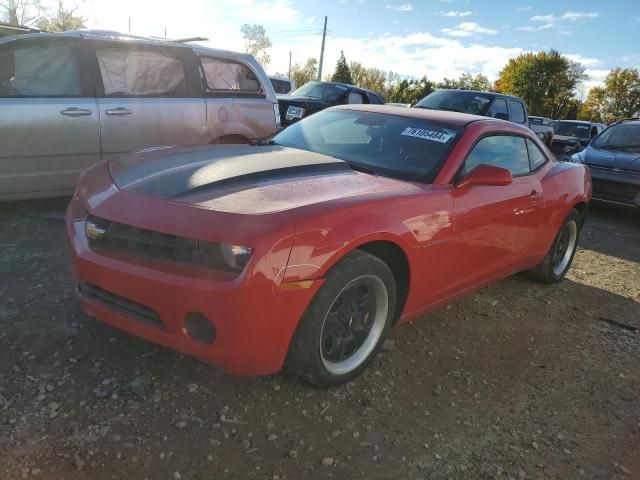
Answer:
[105,107,133,116]
[60,107,92,117]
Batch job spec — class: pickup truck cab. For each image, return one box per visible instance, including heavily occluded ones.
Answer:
[414,89,530,127]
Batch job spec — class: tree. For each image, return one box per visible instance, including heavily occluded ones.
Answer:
[578,69,640,122]
[37,0,84,32]
[578,86,606,122]
[349,61,386,95]
[240,24,272,66]
[1,0,43,26]
[437,73,492,91]
[495,49,587,118]
[331,51,352,84]
[387,76,435,105]
[290,57,318,88]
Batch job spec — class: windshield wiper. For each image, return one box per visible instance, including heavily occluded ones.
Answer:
[437,107,465,113]
[412,105,433,109]
[347,161,377,175]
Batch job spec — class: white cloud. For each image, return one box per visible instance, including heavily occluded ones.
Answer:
[443,10,472,17]
[518,22,554,32]
[565,54,602,68]
[442,22,498,37]
[561,11,599,20]
[584,68,609,90]
[530,14,555,22]
[387,3,413,11]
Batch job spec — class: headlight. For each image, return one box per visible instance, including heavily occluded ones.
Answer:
[200,242,254,272]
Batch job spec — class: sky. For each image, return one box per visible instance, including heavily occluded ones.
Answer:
[75,0,640,92]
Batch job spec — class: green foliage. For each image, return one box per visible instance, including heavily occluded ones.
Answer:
[387,76,435,105]
[37,1,84,32]
[578,69,640,122]
[240,24,273,66]
[330,51,353,84]
[290,58,318,89]
[349,61,386,95]
[438,73,492,91]
[495,49,586,118]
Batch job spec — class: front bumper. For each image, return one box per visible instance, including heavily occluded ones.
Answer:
[65,194,322,376]
[588,167,640,207]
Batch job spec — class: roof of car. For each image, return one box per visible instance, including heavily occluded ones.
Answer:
[0,29,252,60]
[432,89,525,102]
[303,81,382,97]
[332,103,521,128]
[555,119,592,124]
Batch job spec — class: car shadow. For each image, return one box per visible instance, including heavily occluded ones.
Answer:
[580,201,640,263]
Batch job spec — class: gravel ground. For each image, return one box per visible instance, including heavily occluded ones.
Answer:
[0,199,639,480]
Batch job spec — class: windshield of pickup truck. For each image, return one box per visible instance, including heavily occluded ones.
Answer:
[414,90,492,115]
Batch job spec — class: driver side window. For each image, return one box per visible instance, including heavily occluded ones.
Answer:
[461,135,531,177]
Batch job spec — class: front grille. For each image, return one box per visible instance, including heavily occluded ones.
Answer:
[87,216,205,267]
[79,282,164,329]
[592,178,640,203]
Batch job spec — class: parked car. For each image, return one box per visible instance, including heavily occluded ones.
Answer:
[277,81,384,127]
[528,115,554,146]
[570,118,640,208]
[67,105,591,387]
[0,30,280,200]
[551,120,607,161]
[269,76,295,94]
[413,89,530,128]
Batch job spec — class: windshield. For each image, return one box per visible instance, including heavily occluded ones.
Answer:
[414,90,492,116]
[289,82,349,102]
[591,123,640,151]
[553,121,591,139]
[270,109,462,183]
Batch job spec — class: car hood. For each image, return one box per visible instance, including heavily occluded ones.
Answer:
[109,145,417,215]
[580,146,640,173]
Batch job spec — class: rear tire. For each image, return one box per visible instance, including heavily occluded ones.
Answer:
[528,209,581,284]
[286,251,396,387]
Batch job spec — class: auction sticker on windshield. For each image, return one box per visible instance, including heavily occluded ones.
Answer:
[401,127,452,143]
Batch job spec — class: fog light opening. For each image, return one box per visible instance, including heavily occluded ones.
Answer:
[184,312,216,344]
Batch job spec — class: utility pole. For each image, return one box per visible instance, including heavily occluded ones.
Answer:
[128,17,131,33]
[317,16,327,81]
[288,51,292,79]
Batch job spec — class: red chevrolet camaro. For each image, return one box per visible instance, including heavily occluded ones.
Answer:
[66,105,591,387]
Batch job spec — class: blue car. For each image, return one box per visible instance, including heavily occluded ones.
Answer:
[571,118,640,208]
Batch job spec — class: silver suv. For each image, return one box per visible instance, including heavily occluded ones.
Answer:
[0,30,280,200]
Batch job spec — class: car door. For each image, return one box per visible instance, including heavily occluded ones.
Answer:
[199,53,278,143]
[0,36,99,198]
[448,134,543,291]
[93,41,207,158]
[507,99,527,126]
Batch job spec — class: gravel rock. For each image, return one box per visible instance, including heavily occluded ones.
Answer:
[321,457,334,466]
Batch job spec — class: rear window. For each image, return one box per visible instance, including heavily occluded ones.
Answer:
[270,78,292,94]
[414,90,492,116]
[0,42,81,97]
[96,45,187,97]
[271,109,462,183]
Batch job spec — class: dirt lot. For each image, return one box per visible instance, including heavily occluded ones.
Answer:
[1,199,639,480]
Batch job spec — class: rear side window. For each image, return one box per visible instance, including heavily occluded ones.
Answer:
[461,135,530,177]
[487,98,508,118]
[270,78,291,94]
[0,42,81,97]
[508,100,526,123]
[96,45,187,97]
[526,138,548,170]
[200,56,262,94]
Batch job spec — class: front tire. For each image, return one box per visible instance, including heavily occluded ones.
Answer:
[528,209,581,284]
[286,251,396,387]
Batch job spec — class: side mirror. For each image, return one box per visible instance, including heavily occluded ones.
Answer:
[494,112,509,121]
[456,164,513,189]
